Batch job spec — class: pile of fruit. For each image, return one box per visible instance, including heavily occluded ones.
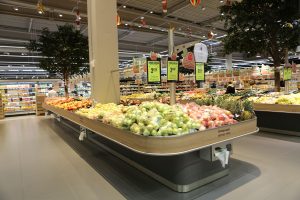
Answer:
[121,92,157,100]
[46,98,92,111]
[76,103,124,121]
[122,102,201,136]
[120,92,158,106]
[46,97,75,106]
[253,96,277,104]
[76,101,203,136]
[181,103,237,129]
[252,93,300,105]
[48,93,256,137]
[180,90,206,100]
[195,95,255,121]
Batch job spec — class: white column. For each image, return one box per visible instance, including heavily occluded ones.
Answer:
[225,54,233,70]
[168,27,176,105]
[87,0,120,103]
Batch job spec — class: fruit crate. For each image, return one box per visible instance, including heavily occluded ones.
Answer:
[36,95,46,116]
[0,100,4,119]
[43,103,258,155]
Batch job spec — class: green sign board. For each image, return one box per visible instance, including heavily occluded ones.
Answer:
[147,60,161,83]
[283,68,292,81]
[195,62,205,81]
[167,60,179,82]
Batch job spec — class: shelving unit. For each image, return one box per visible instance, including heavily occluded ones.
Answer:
[120,81,197,95]
[0,93,4,119]
[1,84,36,115]
[0,82,52,116]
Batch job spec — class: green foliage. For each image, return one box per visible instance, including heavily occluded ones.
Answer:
[27,24,89,96]
[220,0,300,65]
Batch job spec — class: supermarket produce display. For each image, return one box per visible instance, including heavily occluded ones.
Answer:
[46,97,256,137]
[43,97,258,192]
[249,92,300,135]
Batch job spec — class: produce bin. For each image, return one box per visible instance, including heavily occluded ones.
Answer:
[43,103,258,192]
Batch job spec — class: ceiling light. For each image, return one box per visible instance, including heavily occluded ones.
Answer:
[138,25,142,28]
[123,5,126,8]
[140,16,144,19]
[256,55,261,58]
[150,11,153,14]
[59,14,63,17]
[125,23,128,26]
[149,27,153,29]
[13,7,19,11]
[202,35,206,38]
[220,0,224,3]
[221,13,224,16]
[38,10,43,14]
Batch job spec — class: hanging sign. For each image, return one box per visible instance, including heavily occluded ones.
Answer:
[195,62,205,81]
[162,0,167,13]
[182,52,196,69]
[194,43,208,63]
[283,67,292,81]
[147,58,161,83]
[167,59,179,82]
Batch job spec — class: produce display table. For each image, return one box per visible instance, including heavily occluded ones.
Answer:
[43,103,258,192]
[254,103,300,136]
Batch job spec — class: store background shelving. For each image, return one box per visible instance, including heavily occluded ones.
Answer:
[0,82,52,116]
[0,93,4,119]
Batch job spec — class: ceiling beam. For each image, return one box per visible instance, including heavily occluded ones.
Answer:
[118,30,135,40]
[119,40,167,49]
[117,4,226,33]
[199,16,221,26]
[0,0,88,17]
[164,0,190,17]
[146,36,167,46]
[28,18,33,33]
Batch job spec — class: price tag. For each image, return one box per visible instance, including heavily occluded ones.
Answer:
[167,60,179,82]
[195,62,205,81]
[147,59,161,83]
[284,68,292,81]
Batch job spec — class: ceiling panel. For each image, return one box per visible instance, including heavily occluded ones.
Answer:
[121,31,162,43]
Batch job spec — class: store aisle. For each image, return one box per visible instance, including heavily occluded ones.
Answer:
[1,116,300,200]
[0,116,125,200]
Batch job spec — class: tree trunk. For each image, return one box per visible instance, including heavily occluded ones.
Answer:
[274,68,281,92]
[273,59,281,92]
[64,73,69,97]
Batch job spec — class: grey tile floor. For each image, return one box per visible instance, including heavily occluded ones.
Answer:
[0,116,300,200]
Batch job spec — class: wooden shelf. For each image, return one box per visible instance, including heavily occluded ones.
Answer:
[43,103,258,156]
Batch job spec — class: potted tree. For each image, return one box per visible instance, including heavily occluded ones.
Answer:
[220,0,300,91]
[27,24,89,96]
